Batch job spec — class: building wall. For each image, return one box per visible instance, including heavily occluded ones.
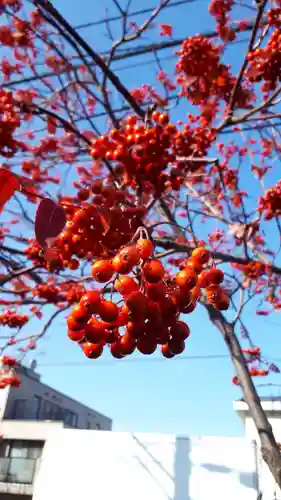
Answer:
[234,401,281,500]
[0,389,10,423]
[0,494,31,500]
[32,431,258,500]
[0,420,64,441]
[3,368,112,431]
[243,414,281,500]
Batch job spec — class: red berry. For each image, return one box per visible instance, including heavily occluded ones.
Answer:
[80,291,101,314]
[143,259,165,283]
[119,245,140,266]
[83,341,104,359]
[85,318,105,343]
[120,334,136,355]
[136,239,154,259]
[176,268,198,290]
[146,283,167,301]
[170,321,190,340]
[115,276,139,296]
[99,300,119,322]
[91,259,114,283]
[191,247,210,265]
[207,268,224,285]
[137,335,157,355]
[161,344,175,358]
[67,329,85,342]
[112,254,133,274]
[168,337,185,355]
[126,292,148,318]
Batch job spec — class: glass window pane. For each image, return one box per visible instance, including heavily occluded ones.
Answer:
[8,457,36,484]
[0,457,9,481]
[10,441,28,458]
[12,399,27,419]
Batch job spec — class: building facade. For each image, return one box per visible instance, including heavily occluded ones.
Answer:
[0,364,112,431]
[0,363,112,499]
[234,396,281,500]
[1,380,281,500]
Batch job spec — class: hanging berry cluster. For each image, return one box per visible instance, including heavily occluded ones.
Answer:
[66,240,229,360]
[0,356,20,389]
[209,0,235,42]
[175,35,252,107]
[247,30,281,91]
[90,113,176,195]
[258,180,281,220]
[0,311,29,328]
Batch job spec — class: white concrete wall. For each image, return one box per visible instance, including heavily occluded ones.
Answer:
[0,388,10,422]
[33,431,258,500]
[242,415,281,500]
[0,419,64,441]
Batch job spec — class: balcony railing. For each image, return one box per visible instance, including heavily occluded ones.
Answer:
[0,457,38,484]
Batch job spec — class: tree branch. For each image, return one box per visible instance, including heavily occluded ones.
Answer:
[204,302,281,489]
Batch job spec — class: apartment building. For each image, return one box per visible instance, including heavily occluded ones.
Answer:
[0,362,112,499]
[0,363,112,431]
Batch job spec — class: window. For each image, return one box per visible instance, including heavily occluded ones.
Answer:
[12,399,27,419]
[63,410,78,428]
[41,400,54,420]
[0,440,43,485]
[33,395,42,420]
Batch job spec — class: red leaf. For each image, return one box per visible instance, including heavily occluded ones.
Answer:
[0,169,20,213]
[47,116,57,135]
[35,198,66,248]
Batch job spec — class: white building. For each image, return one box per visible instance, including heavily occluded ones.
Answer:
[0,375,280,500]
[234,396,281,500]
[0,363,112,500]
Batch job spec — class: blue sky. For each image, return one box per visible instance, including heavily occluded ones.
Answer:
[3,0,281,436]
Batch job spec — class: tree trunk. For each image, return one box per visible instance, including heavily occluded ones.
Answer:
[204,303,281,489]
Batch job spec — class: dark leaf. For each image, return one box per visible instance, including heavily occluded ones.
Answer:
[35,198,66,247]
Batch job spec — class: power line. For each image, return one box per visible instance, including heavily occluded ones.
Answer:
[2,23,254,89]
[34,353,281,368]
[74,0,198,30]
[39,354,229,367]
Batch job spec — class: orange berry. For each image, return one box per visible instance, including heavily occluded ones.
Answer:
[136,238,154,259]
[91,259,114,283]
[115,276,139,296]
[191,247,210,265]
[143,259,165,283]
[176,268,198,290]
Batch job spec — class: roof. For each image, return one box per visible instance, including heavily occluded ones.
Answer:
[238,396,281,402]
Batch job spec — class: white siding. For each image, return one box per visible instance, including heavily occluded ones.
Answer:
[32,431,258,500]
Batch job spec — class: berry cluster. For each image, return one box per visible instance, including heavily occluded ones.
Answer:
[232,368,269,385]
[233,261,266,280]
[258,180,281,220]
[247,30,281,91]
[0,0,21,14]
[209,0,235,42]
[0,356,20,389]
[267,8,281,28]
[66,241,229,360]
[0,88,20,157]
[176,35,252,107]
[33,283,61,303]
[0,310,29,328]
[90,114,175,194]
[56,203,146,267]
[0,375,20,388]
[2,355,17,366]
